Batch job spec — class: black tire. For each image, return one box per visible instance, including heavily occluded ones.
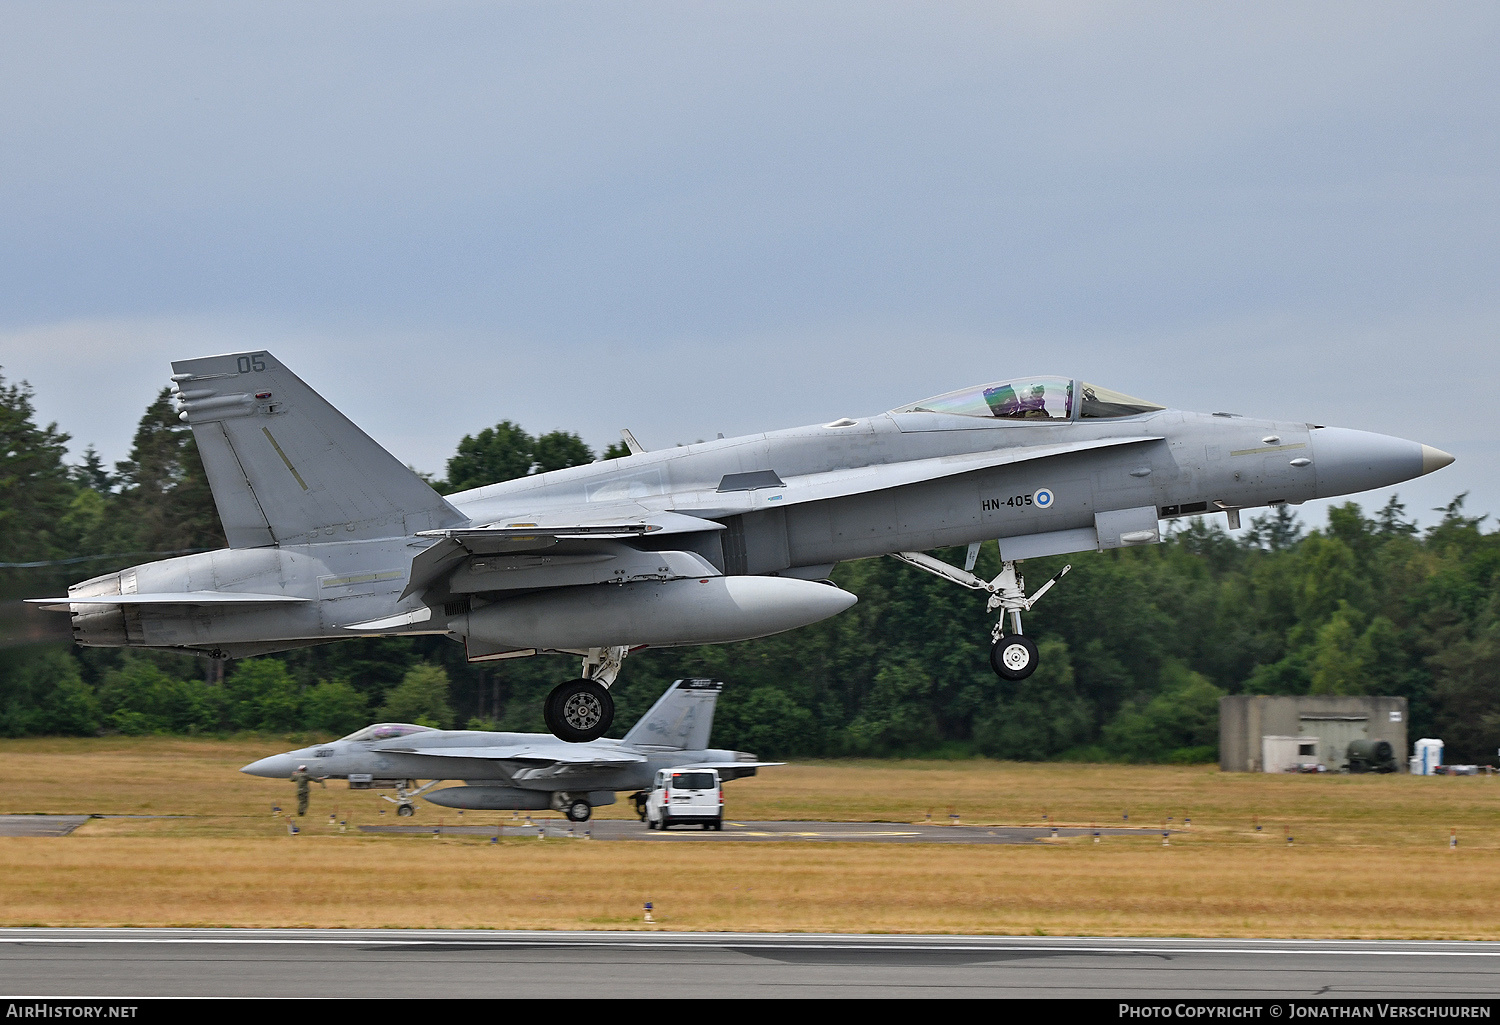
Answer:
[546,679,614,743]
[714,818,723,831]
[396,803,415,817]
[660,817,671,831]
[542,689,562,736]
[990,634,1039,681]
[565,800,592,823]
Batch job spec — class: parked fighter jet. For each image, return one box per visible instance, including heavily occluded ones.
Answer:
[241,678,772,822]
[31,352,1453,743]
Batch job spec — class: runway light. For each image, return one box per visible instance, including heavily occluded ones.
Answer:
[644,901,654,923]
[1450,828,1458,851]
[1093,826,1100,844]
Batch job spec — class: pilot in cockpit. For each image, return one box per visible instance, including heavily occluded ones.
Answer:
[1018,383,1050,418]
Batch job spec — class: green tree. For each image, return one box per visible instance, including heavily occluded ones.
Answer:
[0,649,100,736]
[445,420,535,492]
[714,685,819,757]
[841,660,942,755]
[532,430,594,474]
[377,664,456,728]
[0,371,74,564]
[98,658,221,734]
[1428,625,1500,763]
[301,679,369,735]
[445,422,596,491]
[113,388,225,553]
[974,638,1093,759]
[1103,662,1225,762]
[1308,603,1369,695]
[225,659,301,731]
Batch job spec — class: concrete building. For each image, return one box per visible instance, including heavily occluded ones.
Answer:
[1219,695,1408,772]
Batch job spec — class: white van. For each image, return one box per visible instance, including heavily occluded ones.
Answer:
[645,768,723,831]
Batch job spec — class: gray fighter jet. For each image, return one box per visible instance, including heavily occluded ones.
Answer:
[31,353,1453,743]
[241,678,772,822]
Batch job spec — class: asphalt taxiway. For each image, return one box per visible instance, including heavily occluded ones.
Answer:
[1,930,1497,998]
[358,818,1153,843]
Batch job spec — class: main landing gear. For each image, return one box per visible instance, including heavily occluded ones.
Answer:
[892,549,1070,683]
[544,645,628,743]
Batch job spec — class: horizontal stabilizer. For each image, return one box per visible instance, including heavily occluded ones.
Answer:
[26,592,309,612]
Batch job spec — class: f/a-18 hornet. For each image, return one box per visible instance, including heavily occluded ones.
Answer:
[32,352,1453,742]
[242,677,773,822]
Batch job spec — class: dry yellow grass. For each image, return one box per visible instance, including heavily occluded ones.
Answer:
[1,737,1498,936]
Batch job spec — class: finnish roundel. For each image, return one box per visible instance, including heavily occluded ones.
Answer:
[1034,488,1054,509]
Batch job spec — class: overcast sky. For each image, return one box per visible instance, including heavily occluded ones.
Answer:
[2,2,1495,530]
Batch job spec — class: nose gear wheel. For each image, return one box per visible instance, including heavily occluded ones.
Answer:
[991,633,1039,681]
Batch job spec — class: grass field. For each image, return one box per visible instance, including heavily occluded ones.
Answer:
[2,736,1498,937]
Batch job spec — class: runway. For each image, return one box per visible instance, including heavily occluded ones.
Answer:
[2,929,1498,998]
[358,818,1154,843]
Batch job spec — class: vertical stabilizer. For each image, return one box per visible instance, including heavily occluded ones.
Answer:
[622,679,722,751]
[171,351,463,547]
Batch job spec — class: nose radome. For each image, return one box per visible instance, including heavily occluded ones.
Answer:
[1310,427,1432,500]
[1422,445,1456,475]
[240,754,297,778]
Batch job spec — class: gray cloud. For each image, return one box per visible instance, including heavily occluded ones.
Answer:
[1,1,1493,525]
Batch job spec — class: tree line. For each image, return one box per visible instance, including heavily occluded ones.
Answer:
[3,368,1497,762]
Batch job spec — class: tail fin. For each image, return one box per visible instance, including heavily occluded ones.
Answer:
[622,679,722,750]
[171,351,463,547]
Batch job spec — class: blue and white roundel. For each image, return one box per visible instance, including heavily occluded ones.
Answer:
[1034,488,1054,509]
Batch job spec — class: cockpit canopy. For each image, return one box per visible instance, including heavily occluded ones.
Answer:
[894,378,1163,421]
[339,723,436,742]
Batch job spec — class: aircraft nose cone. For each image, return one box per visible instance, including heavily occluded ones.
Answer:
[1421,445,1456,475]
[240,754,298,778]
[1310,428,1446,499]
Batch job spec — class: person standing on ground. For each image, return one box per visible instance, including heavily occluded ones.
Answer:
[290,764,326,817]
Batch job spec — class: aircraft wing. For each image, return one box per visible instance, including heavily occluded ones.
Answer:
[25,592,310,612]
[401,509,724,599]
[673,761,785,771]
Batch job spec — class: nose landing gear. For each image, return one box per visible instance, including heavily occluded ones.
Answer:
[892,550,1070,683]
